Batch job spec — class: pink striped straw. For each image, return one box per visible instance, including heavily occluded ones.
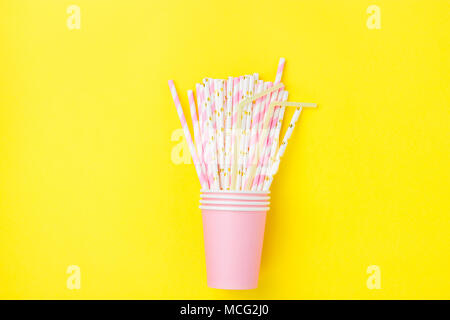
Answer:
[253,82,270,137]
[188,90,209,189]
[201,87,215,188]
[248,81,264,161]
[168,80,208,188]
[209,78,216,115]
[188,90,202,159]
[258,82,273,134]
[198,84,211,175]
[242,81,271,189]
[242,80,264,188]
[251,87,281,190]
[196,83,212,187]
[274,57,286,85]
[252,58,286,189]
[195,84,206,163]
[261,91,284,164]
[261,57,287,188]
[257,90,288,190]
[232,77,240,126]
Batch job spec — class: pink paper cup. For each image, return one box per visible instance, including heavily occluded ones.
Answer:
[200,191,270,290]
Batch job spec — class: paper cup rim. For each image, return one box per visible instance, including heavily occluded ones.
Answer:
[200,200,270,206]
[200,194,270,201]
[200,205,269,212]
[200,189,270,195]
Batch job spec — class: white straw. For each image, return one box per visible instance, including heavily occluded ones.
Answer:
[214,79,226,188]
[240,74,257,190]
[224,77,233,189]
[264,102,317,189]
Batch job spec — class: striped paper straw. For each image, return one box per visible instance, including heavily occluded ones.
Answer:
[230,76,241,189]
[188,89,209,189]
[271,57,288,160]
[249,83,275,190]
[209,78,215,116]
[197,83,213,187]
[168,80,208,189]
[203,79,220,189]
[243,81,271,190]
[224,77,233,189]
[195,84,206,164]
[251,87,281,190]
[262,57,286,182]
[269,90,289,165]
[188,90,203,162]
[236,75,251,190]
[251,58,285,189]
[214,79,226,188]
[242,80,264,189]
[258,90,284,190]
[263,101,318,189]
[264,106,302,190]
[267,57,286,168]
[240,74,257,189]
[258,90,289,190]
[274,57,286,85]
[257,82,273,134]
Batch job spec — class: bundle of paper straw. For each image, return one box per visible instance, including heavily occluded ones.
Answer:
[169,58,317,191]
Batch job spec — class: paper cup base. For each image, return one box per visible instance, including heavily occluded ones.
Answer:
[202,210,267,290]
[200,190,269,290]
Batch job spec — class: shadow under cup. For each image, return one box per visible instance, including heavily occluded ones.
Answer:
[200,190,270,290]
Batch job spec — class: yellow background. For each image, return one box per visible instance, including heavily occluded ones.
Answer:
[0,0,449,299]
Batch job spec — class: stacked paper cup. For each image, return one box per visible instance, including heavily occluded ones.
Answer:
[200,190,270,289]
